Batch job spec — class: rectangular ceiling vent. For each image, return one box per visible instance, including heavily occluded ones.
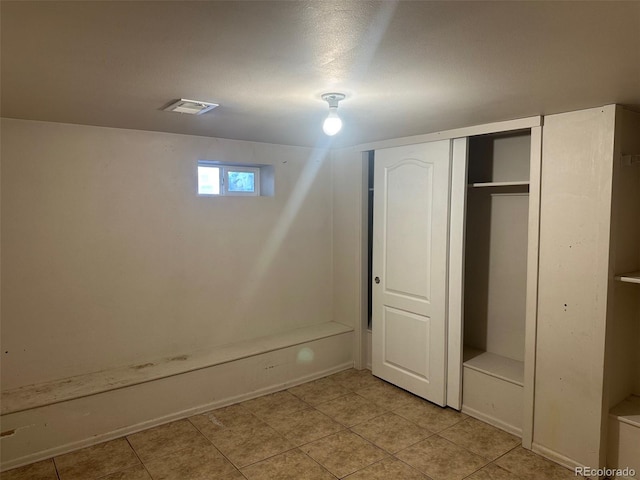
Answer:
[163,99,219,115]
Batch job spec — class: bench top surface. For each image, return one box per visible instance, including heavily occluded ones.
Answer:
[1,322,353,415]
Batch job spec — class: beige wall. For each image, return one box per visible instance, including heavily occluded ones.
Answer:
[1,119,334,389]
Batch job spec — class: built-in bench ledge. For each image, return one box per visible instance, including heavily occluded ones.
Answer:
[1,321,353,416]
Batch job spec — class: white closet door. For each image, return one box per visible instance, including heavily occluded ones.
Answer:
[372,140,451,406]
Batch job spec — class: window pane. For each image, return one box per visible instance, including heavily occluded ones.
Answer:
[227,171,255,192]
[198,166,220,194]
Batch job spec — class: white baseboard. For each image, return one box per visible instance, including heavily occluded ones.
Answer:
[461,405,522,437]
[531,443,603,480]
[0,332,353,471]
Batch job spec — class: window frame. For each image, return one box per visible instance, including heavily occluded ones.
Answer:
[197,161,261,197]
[197,164,222,196]
[223,165,260,196]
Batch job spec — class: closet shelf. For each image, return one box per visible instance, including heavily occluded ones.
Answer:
[615,271,640,284]
[609,395,640,428]
[468,181,530,188]
[463,347,524,387]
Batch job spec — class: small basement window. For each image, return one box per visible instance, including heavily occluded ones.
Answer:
[198,161,263,196]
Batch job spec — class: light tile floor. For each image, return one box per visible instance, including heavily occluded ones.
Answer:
[2,369,583,480]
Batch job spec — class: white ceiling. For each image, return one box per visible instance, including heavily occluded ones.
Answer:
[2,1,639,148]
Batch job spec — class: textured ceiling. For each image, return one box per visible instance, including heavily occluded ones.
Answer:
[2,1,639,147]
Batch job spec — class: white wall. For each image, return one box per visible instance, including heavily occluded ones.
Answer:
[534,106,617,470]
[331,147,367,367]
[1,119,334,389]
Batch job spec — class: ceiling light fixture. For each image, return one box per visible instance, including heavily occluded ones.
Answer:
[321,93,346,136]
[163,99,219,115]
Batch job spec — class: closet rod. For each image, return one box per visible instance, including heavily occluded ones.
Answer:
[621,154,640,166]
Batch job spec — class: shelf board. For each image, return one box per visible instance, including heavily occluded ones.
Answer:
[468,181,530,188]
[463,347,524,387]
[610,395,640,428]
[615,271,640,284]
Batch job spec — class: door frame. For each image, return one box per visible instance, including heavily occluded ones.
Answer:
[446,137,469,410]
[522,125,543,449]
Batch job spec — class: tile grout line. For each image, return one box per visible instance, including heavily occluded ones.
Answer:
[316,425,392,478]
[236,444,299,471]
[391,455,437,480]
[52,457,62,480]
[185,415,247,477]
[291,390,356,409]
[487,443,524,477]
[296,447,340,480]
[123,436,152,480]
[283,400,350,447]
[431,414,523,465]
[187,400,303,473]
[127,421,211,464]
[386,429,437,455]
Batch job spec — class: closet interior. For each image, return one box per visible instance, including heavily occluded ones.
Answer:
[606,111,640,474]
[461,130,533,436]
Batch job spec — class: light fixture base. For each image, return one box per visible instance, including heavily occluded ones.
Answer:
[321,93,346,108]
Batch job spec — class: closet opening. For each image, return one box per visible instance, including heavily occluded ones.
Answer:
[367,150,374,329]
[461,129,532,435]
